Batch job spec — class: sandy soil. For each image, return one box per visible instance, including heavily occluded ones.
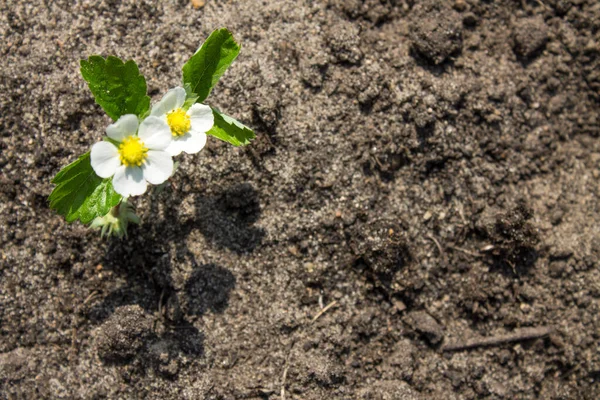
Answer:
[1,0,600,399]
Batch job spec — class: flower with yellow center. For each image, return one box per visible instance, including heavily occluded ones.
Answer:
[151,87,214,156]
[167,108,191,137]
[118,136,148,167]
[90,114,174,197]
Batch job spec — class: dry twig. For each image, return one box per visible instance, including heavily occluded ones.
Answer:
[83,290,99,305]
[426,234,445,259]
[311,300,338,323]
[443,326,554,352]
[281,363,289,400]
[447,245,482,258]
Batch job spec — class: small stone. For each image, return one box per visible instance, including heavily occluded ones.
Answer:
[392,298,407,312]
[549,260,567,278]
[549,333,565,349]
[549,246,573,260]
[405,310,444,344]
[548,95,567,114]
[550,209,564,225]
[304,262,315,273]
[453,0,467,12]
[288,245,300,257]
[191,0,205,9]
[342,212,357,226]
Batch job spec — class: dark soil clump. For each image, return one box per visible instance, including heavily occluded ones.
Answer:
[410,6,463,65]
[96,305,154,363]
[512,17,549,59]
[476,201,540,272]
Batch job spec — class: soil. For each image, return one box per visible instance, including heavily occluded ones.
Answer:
[1,0,600,399]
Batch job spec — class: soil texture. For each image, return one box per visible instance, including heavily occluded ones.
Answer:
[1,0,600,398]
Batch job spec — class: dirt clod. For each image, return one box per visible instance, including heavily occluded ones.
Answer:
[95,305,153,363]
[146,338,181,378]
[476,202,539,270]
[404,311,444,345]
[513,17,549,59]
[387,339,417,380]
[327,20,363,65]
[349,219,411,285]
[410,8,463,64]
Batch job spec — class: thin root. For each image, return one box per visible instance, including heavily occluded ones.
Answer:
[311,300,338,323]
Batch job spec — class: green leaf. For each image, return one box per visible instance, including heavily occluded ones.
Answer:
[182,83,199,111]
[80,55,150,121]
[207,108,255,146]
[49,152,122,224]
[182,28,241,103]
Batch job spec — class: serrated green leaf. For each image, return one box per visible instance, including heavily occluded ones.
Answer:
[206,108,255,147]
[80,55,150,121]
[49,152,122,224]
[182,28,241,103]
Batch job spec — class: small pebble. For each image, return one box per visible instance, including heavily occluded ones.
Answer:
[454,0,467,12]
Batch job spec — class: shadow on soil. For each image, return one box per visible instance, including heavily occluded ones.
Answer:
[87,183,262,370]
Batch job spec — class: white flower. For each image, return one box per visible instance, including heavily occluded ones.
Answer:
[151,86,214,156]
[90,114,174,197]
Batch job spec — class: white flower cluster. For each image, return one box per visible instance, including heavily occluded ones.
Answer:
[90,87,214,197]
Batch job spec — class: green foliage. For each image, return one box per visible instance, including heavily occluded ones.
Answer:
[182,83,199,111]
[182,29,254,147]
[80,55,150,121]
[207,108,255,147]
[49,152,122,224]
[50,29,254,227]
[90,200,139,238]
[182,28,241,103]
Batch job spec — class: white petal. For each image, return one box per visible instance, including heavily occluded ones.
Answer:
[106,114,139,142]
[138,116,172,150]
[112,165,147,197]
[142,150,173,185]
[164,136,186,156]
[90,141,120,178]
[165,131,207,156]
[150,87,186,116]
[188,103,214,133]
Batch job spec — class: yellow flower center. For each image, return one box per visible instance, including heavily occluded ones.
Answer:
[118,136,148,167]
[167,108,191,137]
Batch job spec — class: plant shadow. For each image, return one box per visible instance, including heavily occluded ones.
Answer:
[87,182,262,370]
[187,182,265,254]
